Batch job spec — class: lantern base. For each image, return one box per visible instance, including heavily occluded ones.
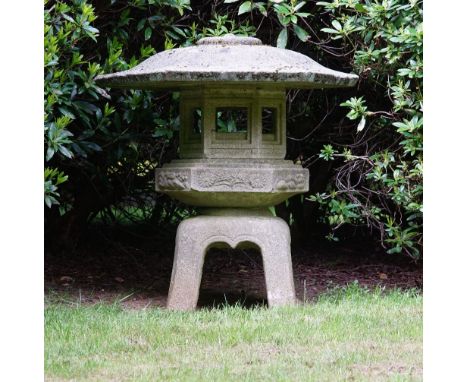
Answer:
[167,208,297,310]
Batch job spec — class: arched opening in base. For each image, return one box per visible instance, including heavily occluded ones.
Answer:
[197,242,267,308]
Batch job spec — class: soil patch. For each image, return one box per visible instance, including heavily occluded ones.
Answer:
[45,225,422,309]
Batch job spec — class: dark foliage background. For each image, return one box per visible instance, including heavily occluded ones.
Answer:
[44,0,422,258]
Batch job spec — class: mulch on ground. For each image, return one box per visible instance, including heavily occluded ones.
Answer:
[45,225,422,309]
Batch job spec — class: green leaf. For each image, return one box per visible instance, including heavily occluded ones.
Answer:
[153,128,173,139]
[357,117,366,132]
[58,107,76,119]
[274,4,290,14]
[321,28,340,34]
[281,16,291,26]
[84,142,102,152]
[387,247,402,254]
[238,1,252,15]
[355,4,367,13]
[293,24,309,42]
[144,27,152,41]
[277,28,288,49]
[137,19,146,32]
[294,1,306,11]
[58,146,74,159]
[45,195,52,208]
[55,174,68,185]
[84,25,99,34]
[74,101,100,115]
[256,3,268,16]
[61,13,75,24]
[331,20,342,31]
[171,26,186,37]
[46,147,55,161]
[224,0,240,3]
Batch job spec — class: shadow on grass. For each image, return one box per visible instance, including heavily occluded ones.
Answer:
[197,289,267,309]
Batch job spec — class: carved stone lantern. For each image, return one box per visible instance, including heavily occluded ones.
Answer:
[96,34,358,310]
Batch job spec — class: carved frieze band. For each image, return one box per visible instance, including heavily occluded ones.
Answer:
[156,170,190,191]
[156,167,309,192]
[274,172,308,191]
[194,169,271,192]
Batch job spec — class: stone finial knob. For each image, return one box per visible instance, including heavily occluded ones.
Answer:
[196,34,263,46]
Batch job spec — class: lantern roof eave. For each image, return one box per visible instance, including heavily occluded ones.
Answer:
[95,34,358,90]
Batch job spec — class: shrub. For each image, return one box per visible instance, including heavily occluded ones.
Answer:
[223,0,422,258]
[44,0,422,259]
[312,0,423,258]
[44,0,194,241]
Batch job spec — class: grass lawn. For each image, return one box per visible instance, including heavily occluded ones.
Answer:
[45,285,422,381]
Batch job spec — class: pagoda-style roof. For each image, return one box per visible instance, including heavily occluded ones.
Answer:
[95,34,358,90]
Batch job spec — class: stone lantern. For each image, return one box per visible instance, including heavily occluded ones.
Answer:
[96,34,358,310]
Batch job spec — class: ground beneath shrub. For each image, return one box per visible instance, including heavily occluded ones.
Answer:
[45,225,422,309]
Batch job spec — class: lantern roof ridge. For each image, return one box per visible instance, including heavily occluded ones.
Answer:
[196,34,263,46]
[95,34,358,90]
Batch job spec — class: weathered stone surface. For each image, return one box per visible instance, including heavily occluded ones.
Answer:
[179,88,287,160]
[156,170,190,191]
[95,33,355,311]
[167,208,297,310]
[155,159,309,207]
[95,34,358,90]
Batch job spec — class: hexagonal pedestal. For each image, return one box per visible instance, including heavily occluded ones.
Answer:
[156,159,309,208]
[167,208,297,310]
